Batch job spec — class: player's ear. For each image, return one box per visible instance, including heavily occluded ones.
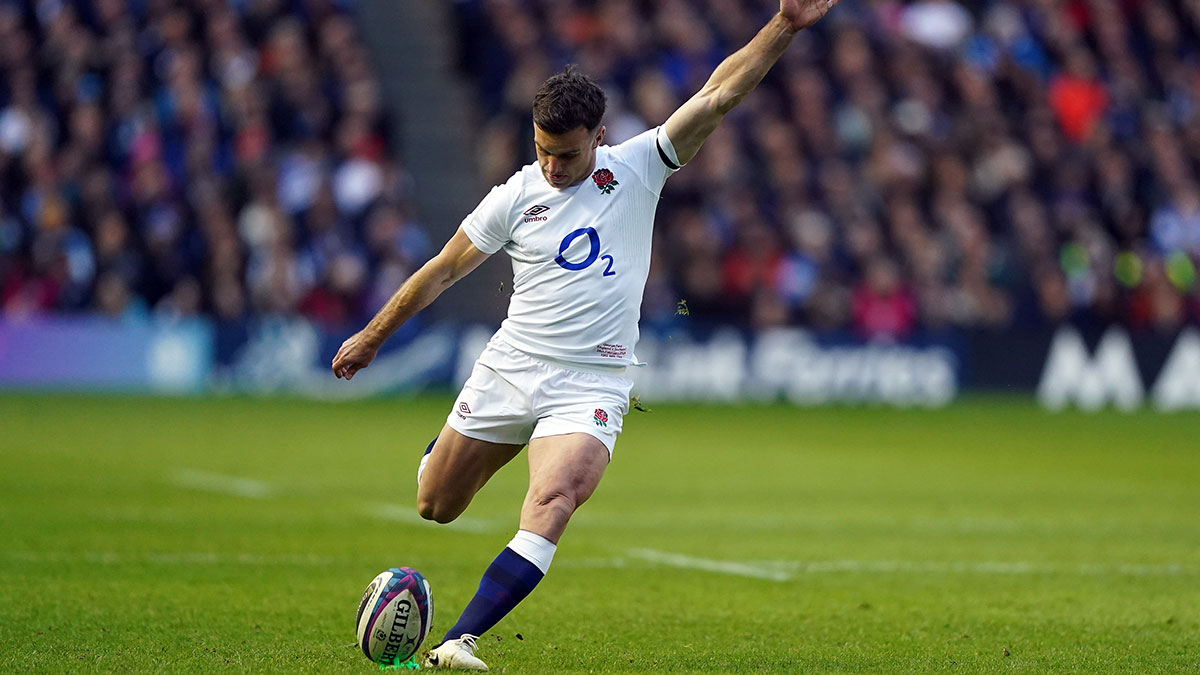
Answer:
[593,125,605,147]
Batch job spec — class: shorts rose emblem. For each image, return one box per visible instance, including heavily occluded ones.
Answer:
[591,168,618,194]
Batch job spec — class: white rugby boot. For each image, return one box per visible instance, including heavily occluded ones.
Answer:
[423,634,488,671]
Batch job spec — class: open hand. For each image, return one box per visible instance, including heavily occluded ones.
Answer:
[331,331,380,380]
[780,0,843,31]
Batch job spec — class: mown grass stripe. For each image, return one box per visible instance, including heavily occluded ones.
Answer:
[369,503,500,534]
[169,468,274,499]
[2,550,346,566]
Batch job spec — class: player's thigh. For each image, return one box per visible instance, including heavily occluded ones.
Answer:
[418,424,524,503]
[523,432,610,512]
[529,367,631,456]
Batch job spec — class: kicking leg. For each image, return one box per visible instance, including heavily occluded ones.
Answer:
[417,424,523,524]
[428,432,608,669]
[518,432,609,542]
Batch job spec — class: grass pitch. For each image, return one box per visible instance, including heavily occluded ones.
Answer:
[1,393,1197,673]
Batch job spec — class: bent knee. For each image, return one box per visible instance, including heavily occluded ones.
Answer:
[528,490,579,515]
[417,493,463,524]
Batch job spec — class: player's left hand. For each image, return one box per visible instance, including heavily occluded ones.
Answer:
[780,0,843,31]
[331,331,380,381]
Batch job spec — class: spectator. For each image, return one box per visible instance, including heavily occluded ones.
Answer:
[452,0,1200,336]
[852,256,917,342]
[6,0,1200,342]
[0,0,428,332]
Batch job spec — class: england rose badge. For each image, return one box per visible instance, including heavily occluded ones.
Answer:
[591,168,618,194]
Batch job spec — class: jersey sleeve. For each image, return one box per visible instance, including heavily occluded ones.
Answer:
[609,126,680,197]
[459,176,519,254]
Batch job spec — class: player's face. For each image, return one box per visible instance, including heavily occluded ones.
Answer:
[534,124,605,189]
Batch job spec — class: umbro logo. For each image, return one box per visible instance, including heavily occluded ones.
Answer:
[456,402,471,419]
[523,204,551,222]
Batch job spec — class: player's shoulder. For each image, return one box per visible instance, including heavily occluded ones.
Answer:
[600,127,676,193]
[604,127,658,164]
[481,163,539,209]
[515,161,543,187]
[500,161,551,202]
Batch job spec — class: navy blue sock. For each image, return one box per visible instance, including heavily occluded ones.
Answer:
[441,547,544,643]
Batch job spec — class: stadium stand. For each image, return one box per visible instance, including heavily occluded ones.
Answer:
[452,0,1200,339]
[0,0,430,331]
[3,0,1199,344]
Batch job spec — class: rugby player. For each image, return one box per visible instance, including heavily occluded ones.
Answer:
[332,0,843,668]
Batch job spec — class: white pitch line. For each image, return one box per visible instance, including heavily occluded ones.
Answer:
[170,468,273,499]
[628,548,791,581]
[3,550,345,566]
[619,550,1200,580]
[370,503,501,534]
[767,559,1200,576]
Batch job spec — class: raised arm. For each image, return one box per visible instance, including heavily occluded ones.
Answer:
[332,227,489,380]
[663,0,842,165]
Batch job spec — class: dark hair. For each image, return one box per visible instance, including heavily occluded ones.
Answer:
[532,65,606,134]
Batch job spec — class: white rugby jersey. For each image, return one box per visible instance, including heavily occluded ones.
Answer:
[461,127,678,369]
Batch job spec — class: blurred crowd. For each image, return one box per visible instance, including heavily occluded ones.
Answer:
[4,0,1199,344]
[0,0,430,330]
[455,0,1200,339]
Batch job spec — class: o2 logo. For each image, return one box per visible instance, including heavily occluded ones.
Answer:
[554,227,615,277]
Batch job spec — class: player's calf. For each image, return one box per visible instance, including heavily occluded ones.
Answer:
[434,529,556,659]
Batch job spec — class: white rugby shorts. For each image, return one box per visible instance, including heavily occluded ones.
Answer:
[446,337,633,454]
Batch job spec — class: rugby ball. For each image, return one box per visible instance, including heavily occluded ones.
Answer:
[355,567,434,665]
